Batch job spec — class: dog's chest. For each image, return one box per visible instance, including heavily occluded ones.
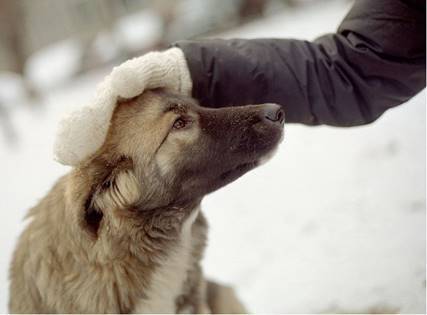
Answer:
[132,209,199,313]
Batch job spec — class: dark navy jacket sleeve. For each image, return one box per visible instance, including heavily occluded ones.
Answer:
[174,0,425,126]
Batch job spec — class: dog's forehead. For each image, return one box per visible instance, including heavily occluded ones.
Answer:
[141,90,198,110]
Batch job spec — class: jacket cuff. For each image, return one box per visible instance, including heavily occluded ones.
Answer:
[171,47,193,96]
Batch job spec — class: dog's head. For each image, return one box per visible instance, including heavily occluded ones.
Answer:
[71,90,284,238]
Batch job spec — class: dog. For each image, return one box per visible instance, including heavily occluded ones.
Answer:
[9,90,284,313]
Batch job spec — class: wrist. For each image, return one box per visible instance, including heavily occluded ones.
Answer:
[170,47,192,96]
[110,47,192,99]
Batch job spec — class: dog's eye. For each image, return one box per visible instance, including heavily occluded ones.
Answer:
[173,118,187,130]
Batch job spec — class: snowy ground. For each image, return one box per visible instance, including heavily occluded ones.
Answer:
[0,1,425,313]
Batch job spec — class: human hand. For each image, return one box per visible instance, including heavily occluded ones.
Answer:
[53,48,192,166]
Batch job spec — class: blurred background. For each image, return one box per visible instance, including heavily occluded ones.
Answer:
[0,0,425,313]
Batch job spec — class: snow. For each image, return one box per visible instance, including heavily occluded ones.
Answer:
[0,0,425,313]
[203,90,426,313]
[114,9,163,52]
[26,39,82,92]
[0,73,28,104]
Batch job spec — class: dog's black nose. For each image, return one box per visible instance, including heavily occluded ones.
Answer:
[262,103,285,125]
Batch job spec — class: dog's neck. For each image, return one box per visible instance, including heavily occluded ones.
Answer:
[65,168,206,312]
[73,199,203,313]
[132,204,202,313]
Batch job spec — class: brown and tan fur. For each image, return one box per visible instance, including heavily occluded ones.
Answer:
[9,90,284,313]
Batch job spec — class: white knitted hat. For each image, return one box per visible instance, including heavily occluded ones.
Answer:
[53,48,192,166]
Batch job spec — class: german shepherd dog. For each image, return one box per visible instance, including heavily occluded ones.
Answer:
[9,90,284,313]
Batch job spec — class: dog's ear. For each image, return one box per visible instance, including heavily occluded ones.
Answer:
[83,156,140,237]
